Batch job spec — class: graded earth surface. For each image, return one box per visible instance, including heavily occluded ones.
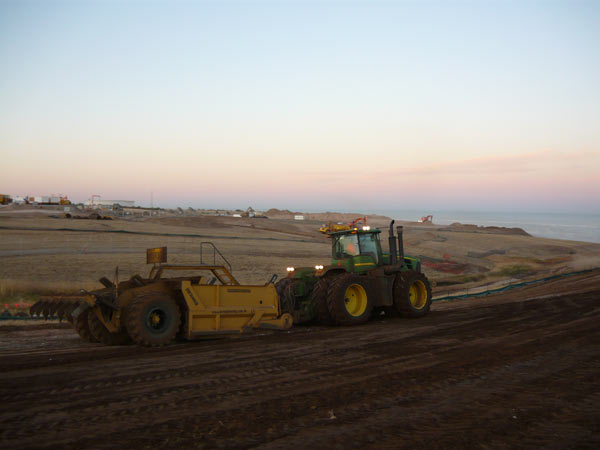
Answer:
[0,270,598,449]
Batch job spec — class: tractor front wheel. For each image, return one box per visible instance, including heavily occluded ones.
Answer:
[393,271,432,317]
[126,294,181,346]
[327,274,373,326]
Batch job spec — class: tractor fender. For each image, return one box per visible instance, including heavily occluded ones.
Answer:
[320,268,347,278]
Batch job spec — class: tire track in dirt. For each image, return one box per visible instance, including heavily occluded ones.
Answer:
[0,290,598,449]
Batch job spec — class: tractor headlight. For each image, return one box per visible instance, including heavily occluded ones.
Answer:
[362,226,370,231]
[314,265,324,270]
[286,267,295,272]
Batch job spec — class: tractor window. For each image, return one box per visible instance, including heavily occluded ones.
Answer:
[333,234,360,258]
[359,233,380,263]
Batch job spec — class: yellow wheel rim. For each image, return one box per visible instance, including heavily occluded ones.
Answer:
[409,280,428,309]
[344,284,367,317]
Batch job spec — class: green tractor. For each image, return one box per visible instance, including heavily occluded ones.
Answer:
[277,221,432,325]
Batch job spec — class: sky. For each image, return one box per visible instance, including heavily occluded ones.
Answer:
[1,0,599,213]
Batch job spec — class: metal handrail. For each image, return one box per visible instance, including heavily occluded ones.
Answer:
[200,242,232,272]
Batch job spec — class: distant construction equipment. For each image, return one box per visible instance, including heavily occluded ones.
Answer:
[319,216,367,234]
[418,215,433,223]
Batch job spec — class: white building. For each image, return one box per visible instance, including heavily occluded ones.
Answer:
[84,197,135,208]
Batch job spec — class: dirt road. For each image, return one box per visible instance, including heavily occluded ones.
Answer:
[1,272,599,449]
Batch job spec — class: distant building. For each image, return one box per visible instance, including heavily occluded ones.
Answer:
[28,195,60,204]
[294,215,305,220]
[84,197,135,208]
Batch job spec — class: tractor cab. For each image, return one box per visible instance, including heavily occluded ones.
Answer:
[331,228,383,273]
[278,220,430,325]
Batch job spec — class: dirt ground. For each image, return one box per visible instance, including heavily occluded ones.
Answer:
[0,270,598,449]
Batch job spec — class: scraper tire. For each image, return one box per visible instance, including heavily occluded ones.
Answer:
[88,310,131,346]
[126,294,180,347]
[73,308,98,343]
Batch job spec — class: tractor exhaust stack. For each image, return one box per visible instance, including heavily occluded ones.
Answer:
[388,220,398,265]
[397,225,404,263]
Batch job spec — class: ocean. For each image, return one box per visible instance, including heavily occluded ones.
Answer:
[371,210,600,244]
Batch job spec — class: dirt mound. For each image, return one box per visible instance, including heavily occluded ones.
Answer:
[448,222,530,236]
[265,209,392,226]
[265,208,301,217]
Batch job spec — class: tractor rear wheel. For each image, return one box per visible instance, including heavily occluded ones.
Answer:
[327,274,373,326]
[393,271,432,317]
[126,294,181,346]
[311,277,334,325]
[275,278,296,314]
[275,278,292,298]
[73,308,98,343]
[88,309,131,345]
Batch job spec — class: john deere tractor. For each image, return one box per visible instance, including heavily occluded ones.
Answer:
[277,221,432,325]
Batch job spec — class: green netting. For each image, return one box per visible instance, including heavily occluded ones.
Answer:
[433,269,595,302]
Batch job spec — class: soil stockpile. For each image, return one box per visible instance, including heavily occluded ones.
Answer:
[447,222,530,236]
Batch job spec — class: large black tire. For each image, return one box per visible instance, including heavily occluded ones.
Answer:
[393,271,432,317]
[88,309,131,346]
[311,277,334,325]
[275,278,295,315]
[126,294,181,346]
[73,308,98,343]
[327,274,373,326]
[275,278,292,298]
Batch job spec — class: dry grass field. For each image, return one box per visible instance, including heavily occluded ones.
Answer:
[0,210,598,305]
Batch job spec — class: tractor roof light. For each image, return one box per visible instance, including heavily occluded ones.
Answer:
[362,226,371,231]
[286,267,295,272]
